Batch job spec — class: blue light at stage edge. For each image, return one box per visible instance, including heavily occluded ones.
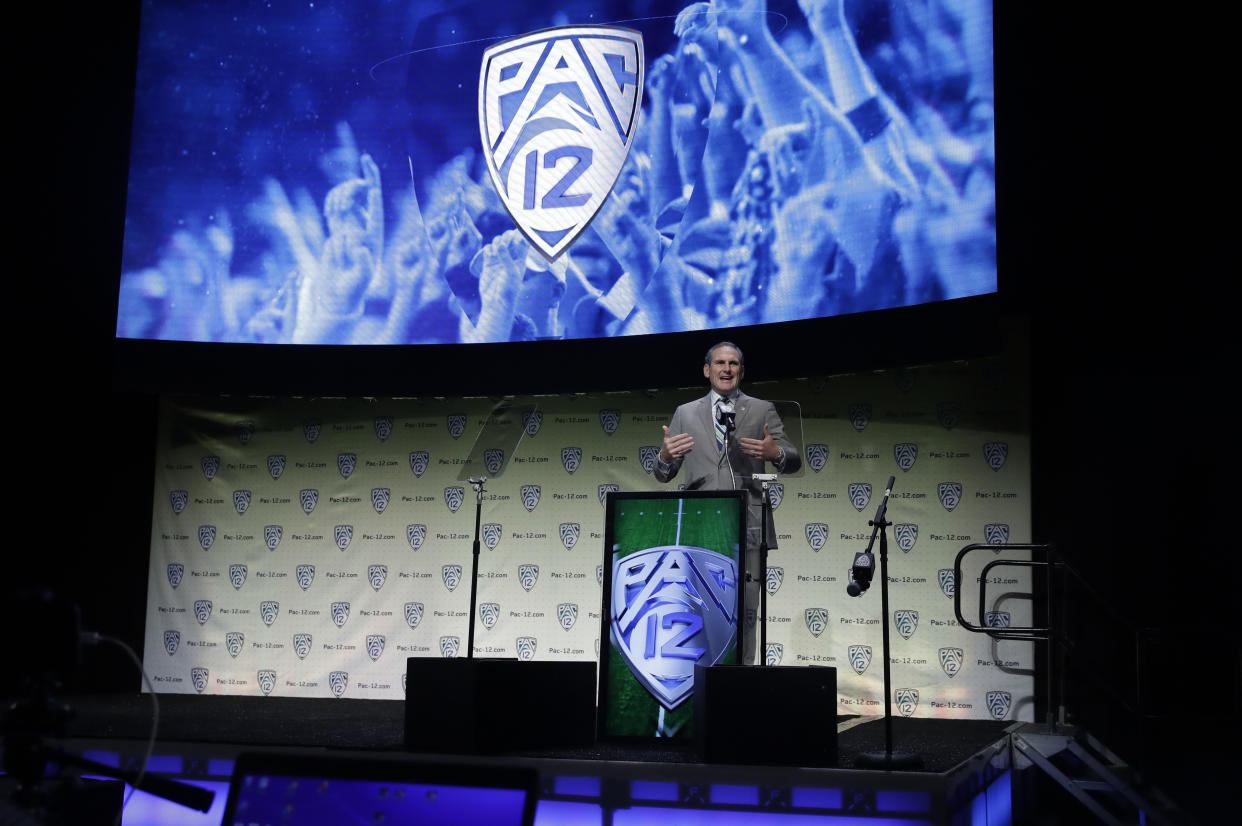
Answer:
[116,0,996,345]
[120,780,228,826]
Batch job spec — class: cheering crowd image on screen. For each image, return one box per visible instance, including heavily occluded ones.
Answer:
[116,0,994,345]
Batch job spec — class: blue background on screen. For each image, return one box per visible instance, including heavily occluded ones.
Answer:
[116,0,995,344]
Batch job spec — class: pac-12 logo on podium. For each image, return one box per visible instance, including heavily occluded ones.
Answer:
[479,26,644,260]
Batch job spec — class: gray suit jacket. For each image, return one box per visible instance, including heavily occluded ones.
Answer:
[653,391,800,548]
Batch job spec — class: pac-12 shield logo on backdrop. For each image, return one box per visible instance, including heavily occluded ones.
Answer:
[986,611,1012,628]
[292,633,311,659]
[444,486,465,513]
[987,690,1013,720]
[766,566,783,595]
[894,609,919,640]
[479,27,644,260]
[198,525,216,550]
[330,601,350,628]
[236,420,254,444]
[520,484,541,512]
[404,602,424,629]
[523,408,543,436]
[849,482,872,512]
[937,482,963,511]
[848,644,873,675]
[938,568,956,598]
[374,416,393,442]
[937,402,960,430]
[368,565,387,591]
[611,545,737,709]
[329,670,348,697]
[804,608,829,637]
[233,489,252,515]
[167,563,184,589]
[366,634,386,662]
[518,564,539,591]
[849,404,871,432]
[807,444,828,472]
[482,523,502,550]
[805,523,829,552]
[895,523,918,553]
[598,483,619,507]
[442,565,462,592]
[983,441,1008,471]
[407,524,427,550]
[638,446,659,474]
[194,600,212,625]
[295,564,315,590]
[516,636,537,661]
[229,564,247,590]
[225,632,244,658]
[767,482,784,510]
[446,414,467,440]
[480,602,500,630]
[484,449,505,475]
[264,525,283,551]
[334,525,352,551]
[191,667,209,694]
[765,643,783,666]
[409,451,429,477]
[894,443,918,472]
[371,488,390,514]
[557,603,578,631]
[163,630,179,656]
[257,670,276,696]
[598,409,621,435]
[170,490,187,514]
[985,523,1010,546]
[440,636,460,658]
[561,447,582,474]
[303,419,321,442]
[299,489,318,514]
[267,454,286,479]
[895,688,919,717]
[337,453,356,479]
[559,522,580,550]
[201,455,220,480]
[260,600,279,626]
[939,647,964,678]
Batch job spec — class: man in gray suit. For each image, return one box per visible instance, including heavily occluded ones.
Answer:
[654,342,800,664]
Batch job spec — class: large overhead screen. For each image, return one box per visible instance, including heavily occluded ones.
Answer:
[116,0,995,346]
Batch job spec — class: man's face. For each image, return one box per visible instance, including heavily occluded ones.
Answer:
[704,346,744,396]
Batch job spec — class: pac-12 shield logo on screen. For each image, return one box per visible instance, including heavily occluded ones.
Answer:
[610,545,737,710]
[479,27,644,261]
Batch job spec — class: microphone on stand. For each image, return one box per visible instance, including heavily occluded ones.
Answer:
[846,476,895,598]
[846,551,874,596]
[717,401,735,435]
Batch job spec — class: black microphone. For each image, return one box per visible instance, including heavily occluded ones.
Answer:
[717,401,735,433]
[846,551,874,596]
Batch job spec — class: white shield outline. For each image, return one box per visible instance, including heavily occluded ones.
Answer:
[610,545,738,710]
[479,25,644,261]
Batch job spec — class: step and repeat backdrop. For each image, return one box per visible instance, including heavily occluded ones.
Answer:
[144,357,1032,721]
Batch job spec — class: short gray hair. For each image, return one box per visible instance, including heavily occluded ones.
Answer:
[705,341,744,365]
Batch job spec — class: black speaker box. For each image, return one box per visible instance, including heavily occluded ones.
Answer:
[404,658,596,753]
[693,664,837,766]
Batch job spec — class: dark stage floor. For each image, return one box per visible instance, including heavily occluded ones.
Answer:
[49,692,1011,773]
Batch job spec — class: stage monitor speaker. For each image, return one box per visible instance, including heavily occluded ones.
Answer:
[694,664,837,767]
[404,658,596,753]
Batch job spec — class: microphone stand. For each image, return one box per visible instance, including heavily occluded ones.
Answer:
[466,477,486,660]
[854,478,922,771]
[757,476,773,666]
